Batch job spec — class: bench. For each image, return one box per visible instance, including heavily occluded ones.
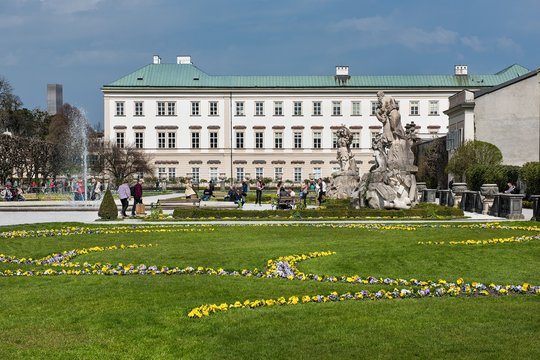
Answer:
[155,198,200,209]
[199,201,238,209]
[275,196,295,210]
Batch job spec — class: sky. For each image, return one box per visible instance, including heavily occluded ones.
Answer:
[1,0,539,128]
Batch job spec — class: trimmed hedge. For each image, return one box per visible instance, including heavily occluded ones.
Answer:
[97,189,118,220]
[172,203,463,220]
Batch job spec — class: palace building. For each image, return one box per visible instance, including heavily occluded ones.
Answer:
[102,55,528,183]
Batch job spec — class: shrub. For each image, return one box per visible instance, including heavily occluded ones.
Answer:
[97,189,118,220]
[172,204,463,220]
[465,164,506,191]
[447,140,503,182]
[520,162,540,197]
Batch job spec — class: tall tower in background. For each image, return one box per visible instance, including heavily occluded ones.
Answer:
[47,84,63,115]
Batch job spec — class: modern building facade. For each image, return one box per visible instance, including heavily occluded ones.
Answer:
[102,55,529,183]
[446,68,540,165]
[47,84,63,115]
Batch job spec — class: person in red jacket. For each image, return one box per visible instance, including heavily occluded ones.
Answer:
[131,179,143,216]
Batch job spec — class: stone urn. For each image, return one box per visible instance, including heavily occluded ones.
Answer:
[416,182,426,202]
[451,182,468,208]
[480,183,499,214]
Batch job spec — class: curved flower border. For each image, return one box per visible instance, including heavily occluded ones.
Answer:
[1,222,539,318]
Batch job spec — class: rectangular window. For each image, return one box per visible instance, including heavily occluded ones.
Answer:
[236,167,244,182]
[313,131,322,149]
[293,101,302,116]
[168,167,176,181]
[313,167,321,180]
[352,101,361,116]
[191,132,200,149]
[312,101,321,116]
[158,167,167,179]
[255,132,264,149]
[209,167,218,182]
[157,102,166,116]
[294,167,302,183]
[134,101,144,116]
[371,101,378,116]
[157,132,166,148]
[332,131,338,148]
[191,167,200,183]
[429,100,439,115]
[274,101,283,116]
[235,132,244,149]
[255,101,264,116]
[351,132,360,149]
[116,132,125,148]
[209,131,218,149]
[235,101,244,116]
[332,101,342,116]
[168,133,176,148]
[274,167,283,181]
[255,167,264,179]
[410,101,419,115]
[191,101,200,116]
[167,102,176,116]
[135,132,144,149]
[209,101,218,116]
[293,132,302,149]
[115,102,124,116]
[274,132,283,149]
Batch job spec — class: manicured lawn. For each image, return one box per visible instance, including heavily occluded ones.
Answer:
[1,222,539,359]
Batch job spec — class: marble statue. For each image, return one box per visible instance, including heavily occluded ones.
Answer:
[352,91,419,209]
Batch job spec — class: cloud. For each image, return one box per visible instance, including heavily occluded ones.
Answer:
[58,49,127,66]
[329,16,457,49]
[496,36,520,49]
[398,27,457,47]
[0,15,26,29]
[461,36,484,51]
[0,53,19,66]
[40,0,103,15]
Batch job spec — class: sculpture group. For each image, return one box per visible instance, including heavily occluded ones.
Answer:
[329,91,419,209]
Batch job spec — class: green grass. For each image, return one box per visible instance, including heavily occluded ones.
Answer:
[1,222,539,359]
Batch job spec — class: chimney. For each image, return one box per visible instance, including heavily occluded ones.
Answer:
[153,55,161,64]
[336,66,349,76]
[335,65,350,84]
[454,64,468,76]
[177,55,192,65]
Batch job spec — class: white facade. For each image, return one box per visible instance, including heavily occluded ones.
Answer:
[103,57,527,182]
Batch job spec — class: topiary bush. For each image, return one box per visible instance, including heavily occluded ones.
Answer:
[465,164,506,191]
[97,189,118,220]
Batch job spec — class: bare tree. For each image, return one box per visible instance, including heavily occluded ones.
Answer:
[91,141,153,187]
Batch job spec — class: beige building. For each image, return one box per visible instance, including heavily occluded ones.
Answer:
[103,55,529,183]
[446,68,540,165]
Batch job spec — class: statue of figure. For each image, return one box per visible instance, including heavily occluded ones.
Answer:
[370,132,387,172]
[336,126,355,172]
[375,91,405,144]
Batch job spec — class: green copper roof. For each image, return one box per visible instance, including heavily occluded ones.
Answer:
[104,63,530,89]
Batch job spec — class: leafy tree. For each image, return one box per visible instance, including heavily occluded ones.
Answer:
[0,76,22,132]
[416,137,447,188]
[446,140,503,182]
[91,141,153,187]
[520,162,540,198]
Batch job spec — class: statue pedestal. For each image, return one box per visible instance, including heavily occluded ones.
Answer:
[326,171,360,199]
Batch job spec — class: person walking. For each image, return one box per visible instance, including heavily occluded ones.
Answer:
[255,177,265,206]
[131,179,143,216]
[118,179,131,217]
[300,179,309,207]
[317,178,326,206]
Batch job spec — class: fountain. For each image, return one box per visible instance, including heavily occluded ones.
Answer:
[68,108,90,202]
